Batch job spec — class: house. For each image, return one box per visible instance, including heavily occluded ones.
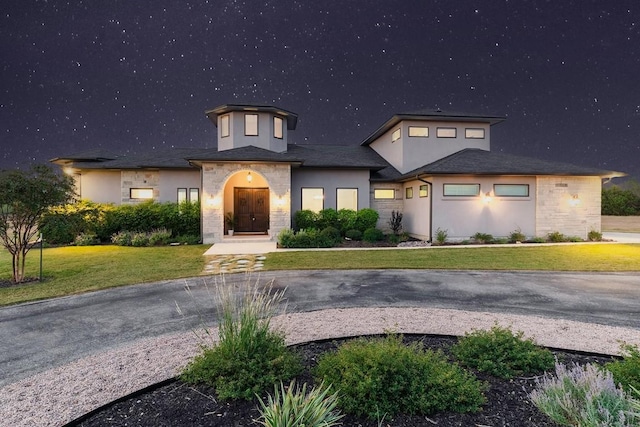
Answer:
[51,103,625,244]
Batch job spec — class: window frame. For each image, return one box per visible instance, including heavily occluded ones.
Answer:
[391,128,401,142]
[177,188,188,204]
[419,184,429,197]
[130,188,154,200]
[409,126,429,137]
[374,188,396,200]
[274,116,284,139]
[443,183,480,197]
[405,187,413,199]
[189,188,200,202]
[436,127,457,138]
[336,188,358,211]
[493,184,530,197]
[220,115,230,138]
[244,113,259,136]
[301,187,324,212]
[465,128,485,139]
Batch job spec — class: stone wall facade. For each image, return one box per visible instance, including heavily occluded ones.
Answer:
[370,182,404,233]
[121,170,159,203]
[201,162,291,243]
[535,176,601,239]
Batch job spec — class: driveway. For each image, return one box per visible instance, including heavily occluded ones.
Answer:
[1,269,639,387]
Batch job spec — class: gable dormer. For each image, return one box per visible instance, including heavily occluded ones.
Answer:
[361,109,505,174]
[205,104,298,153]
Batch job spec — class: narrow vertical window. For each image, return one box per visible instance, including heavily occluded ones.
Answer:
[245,114,258,136]
[220,115,230,138]
[392,128,401,142]
[274,116,283,139]
[189,188,200,202]
[177,188,187,203]
[405,187,413,199]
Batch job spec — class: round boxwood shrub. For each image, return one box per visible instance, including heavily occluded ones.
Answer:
[355,208,379,232]
[294,210,318,231]
[337,209,357,234]
[363,227,384,242]
[345,229,362,241]
[320,226,341,244]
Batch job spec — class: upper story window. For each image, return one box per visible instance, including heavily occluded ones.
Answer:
[419,185,429,197]
[391,128,401,142]
[409,126,429,137]
[374,188,396,199]
[405,187,413,199]
[130,188,154,199]
[220,115,230,138]
[437,127,457,138]
[494,184,529,197]
[245,114,258,136]
[443,184,480,197]
[465,128,485,139]
[274,116,284,139]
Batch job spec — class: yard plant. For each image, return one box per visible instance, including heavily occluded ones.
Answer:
[606,344,640,394]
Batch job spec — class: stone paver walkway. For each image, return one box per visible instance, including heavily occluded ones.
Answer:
[203,254,267,274]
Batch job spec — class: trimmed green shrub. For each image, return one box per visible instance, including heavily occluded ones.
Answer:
[509,228,526,243]
[452,325,554,379]
[606,344,640,393]
[293,210,318,231]
[181,283,302,400]
[363,227,384,242]
[314,335,486,418]
[471,232,494,244]
[277,228,296,248]
[317,208,339,230]
[355,208,379,232]
[320,226,341,244]
[257,381,343,427]
[547,231,567,243]
[344,229,362,241]
[337,209,357,234]
[530,362,638,426]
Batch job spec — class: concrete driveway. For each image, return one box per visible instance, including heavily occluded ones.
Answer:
[1,269,639,387]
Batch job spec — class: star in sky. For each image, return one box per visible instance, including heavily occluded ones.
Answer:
[1,1,639,180]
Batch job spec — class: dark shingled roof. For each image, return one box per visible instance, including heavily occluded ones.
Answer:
[399,148,625,179]
[204,104,298,130]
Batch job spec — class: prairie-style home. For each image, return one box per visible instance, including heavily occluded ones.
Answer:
[52,103,624,244]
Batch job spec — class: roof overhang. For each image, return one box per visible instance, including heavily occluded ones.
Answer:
[205,104,298,130]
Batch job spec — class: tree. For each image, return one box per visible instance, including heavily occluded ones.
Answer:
[0,165,76,283]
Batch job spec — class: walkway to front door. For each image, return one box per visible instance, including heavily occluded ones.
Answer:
[234,187,269,233]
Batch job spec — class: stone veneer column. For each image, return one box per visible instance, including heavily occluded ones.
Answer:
[535,176,601,239]
[201,163,291,243]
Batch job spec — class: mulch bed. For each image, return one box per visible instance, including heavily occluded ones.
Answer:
[71,334,614,427]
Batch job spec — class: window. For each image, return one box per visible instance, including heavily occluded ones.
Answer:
[405,187,413,199]
[409,126,429,137]
[130,188,154,199]
[419,185,429,197]
[337,188,358,210]
[391,128,401,142]
[443,184,480,196]
[221,115,230,138]
[274,116,283,139]
[465,128,485,139]
[245,114,258,136]
[177,188,187,204]
[189,188,200,202]
[436,127,457,138]
[302,188,324,212]
[178,188,200,203]
[374,189,396,199]
[494,184,529,197]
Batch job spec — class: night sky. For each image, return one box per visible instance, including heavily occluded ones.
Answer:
[2,1,639,180]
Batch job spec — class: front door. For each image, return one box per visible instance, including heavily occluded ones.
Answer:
[234,188,269,233]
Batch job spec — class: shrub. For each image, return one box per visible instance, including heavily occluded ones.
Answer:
[602,186,640,216]
[355,208,379,232]
[74,232,99,246]
[337,209,357,234]
[148,228,172,246]
[314,335,486,418]
[111,231,132,246]
[344,229,362,241]
[294,210,317,231]
[587,230,603,242]
[606,344,640,394]
[388,210,403,235]
[173,234,201,245]
[181,281,302,400]
[452,325,554,379]
[277,228,296,248]
[131,232,150,247]
[471,232,494,244]
[547,231,567,243]
[320,226,341,245]
[363,227,384,242]
[509,228,526,243]
[435,227,448,245]
[529,236,547,243]
[257,380,343,427]
[317,209,339,230]
[530,362,638,426]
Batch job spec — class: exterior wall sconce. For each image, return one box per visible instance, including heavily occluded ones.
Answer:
[247,172,253,183]
[206,196,221,207]
[482,192,492,204]
[569,194,581,207]
[276,196,286,207]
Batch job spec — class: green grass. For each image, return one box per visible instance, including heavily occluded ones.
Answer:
[0,245,207,306]
[264,244,640,272]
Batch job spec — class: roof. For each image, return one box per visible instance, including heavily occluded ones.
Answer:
[204,104,298,130]
[360,109,505,146]
[50,149,119,165]
[399,148,626,179]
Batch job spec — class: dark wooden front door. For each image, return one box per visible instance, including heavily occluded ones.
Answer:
[234,188,269,233]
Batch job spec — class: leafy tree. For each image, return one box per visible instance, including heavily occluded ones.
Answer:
[0,165,75,283]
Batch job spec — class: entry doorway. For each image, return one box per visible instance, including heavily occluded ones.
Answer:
[234,188,269,233]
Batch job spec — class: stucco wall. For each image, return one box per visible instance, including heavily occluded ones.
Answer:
[431,176,537,241]
[218,111,287,153]
[201,162,291,243]
[370,182,404,233]
[401,180,431,240]
[535,176,601,239]
[79,170,121,203]
[157,170,201,203]
[290,169,371,214]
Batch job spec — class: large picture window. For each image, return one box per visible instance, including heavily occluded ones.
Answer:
[443,184,480,196]
[221,115,230,138]
[374,189,396,199]
[245,114,258,136]
[494,184,529,197]
[337,188,358,210]
[302,188,324,212]
[131,188,154,199]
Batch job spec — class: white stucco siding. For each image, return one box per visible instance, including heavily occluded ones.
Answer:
[79,170,121,203]
[431,176,537,241]
[218,111,287,153]
[369,128,404,175]
[157,170,200,203]
[535,176,601,239]
[290,169,371,212]
[402,180,431,240]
